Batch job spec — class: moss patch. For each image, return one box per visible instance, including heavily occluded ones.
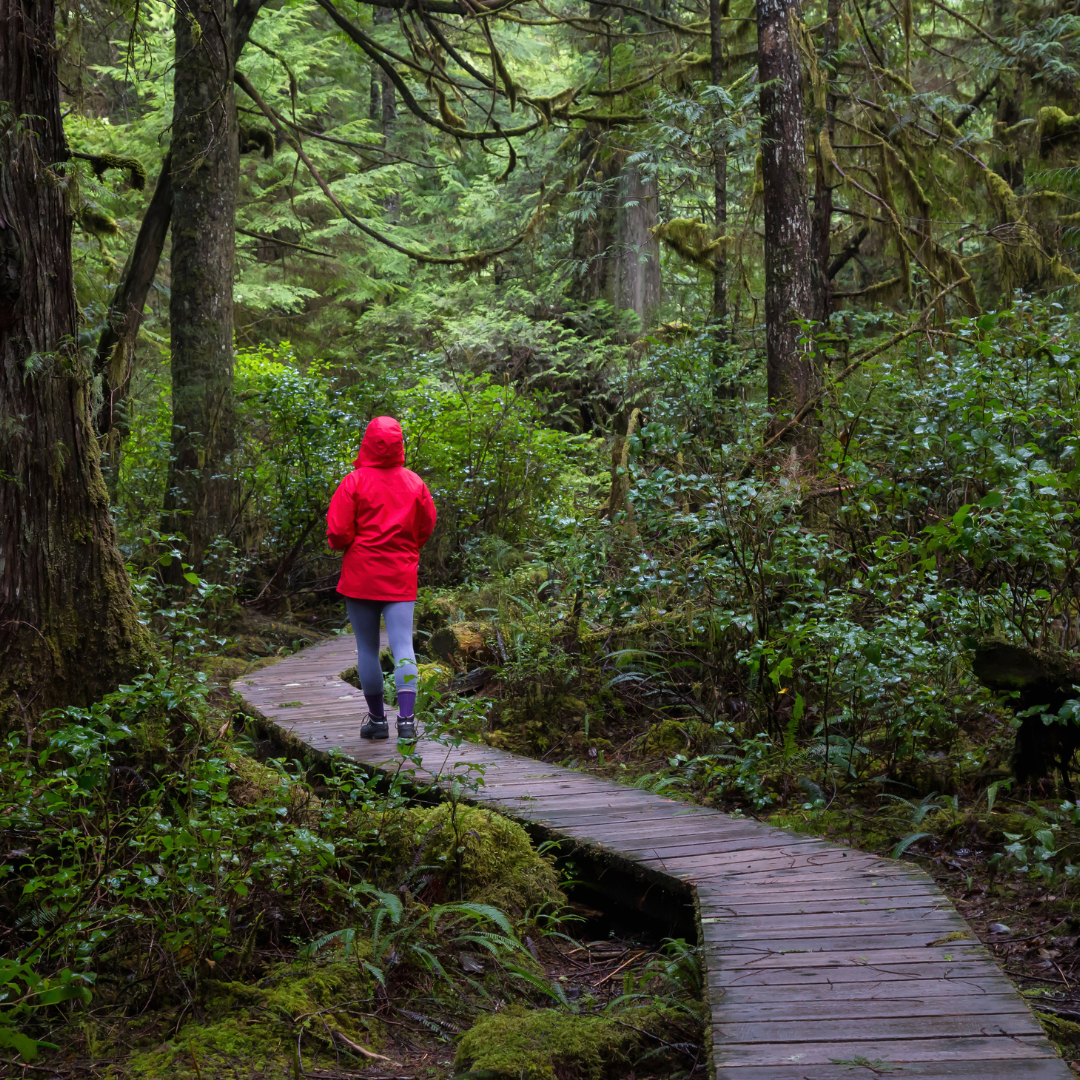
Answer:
[118,960,382,1079]
[374,802,564,915]
[454,1009,636,1080]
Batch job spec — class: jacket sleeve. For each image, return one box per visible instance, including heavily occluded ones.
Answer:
[326,475,357,551]
[416,483,437,548]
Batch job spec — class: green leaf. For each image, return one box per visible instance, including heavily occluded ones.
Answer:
[891,832,931,859]
[0,1023,43,1061]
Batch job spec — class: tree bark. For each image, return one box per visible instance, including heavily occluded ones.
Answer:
[757,0,816,448]
[569,130,660,330]
[810,0,839,324]
[709,0,728,329]
[0,0,147,726]
[163,0,239,570]
[612,164,661,325]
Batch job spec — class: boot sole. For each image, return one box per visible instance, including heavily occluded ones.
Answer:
[361,730,389,740]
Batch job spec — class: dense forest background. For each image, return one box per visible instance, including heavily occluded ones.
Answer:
[4,0,1080,1070]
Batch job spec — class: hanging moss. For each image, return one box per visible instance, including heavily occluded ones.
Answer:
[671,52,711,91]
[437,86,468,130]
[85,152,147,190]
[1039,106,1080,155]
[238,125,276,158]
[79,208,120,238]
[834,274,906,307]
[652,218,726,272]
[882,143,931,222]
[876,149,911,299]
[489,38,519,112]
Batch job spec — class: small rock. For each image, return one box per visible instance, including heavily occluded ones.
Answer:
[458,952,484,974]
[988,922,1011,934]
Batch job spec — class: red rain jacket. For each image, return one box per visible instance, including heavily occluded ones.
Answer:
[326,417,436,600]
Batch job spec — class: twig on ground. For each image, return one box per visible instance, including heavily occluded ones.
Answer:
[334,1031,402,1066]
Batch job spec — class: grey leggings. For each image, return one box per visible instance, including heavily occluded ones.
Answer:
[345,598,418,700]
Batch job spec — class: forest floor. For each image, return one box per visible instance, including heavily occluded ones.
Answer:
[46,927,704,1080]
[121,606,1080,1077]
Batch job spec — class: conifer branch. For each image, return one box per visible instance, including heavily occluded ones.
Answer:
[235,70,535,268]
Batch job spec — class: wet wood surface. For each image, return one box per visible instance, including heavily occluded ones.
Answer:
[235,635,1071,1080]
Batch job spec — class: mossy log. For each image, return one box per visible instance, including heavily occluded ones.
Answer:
[972,634,1080,784]
[428,622,494,668]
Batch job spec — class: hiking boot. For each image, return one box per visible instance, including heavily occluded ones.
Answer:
[360,715,389,740]
[396,717,417,741]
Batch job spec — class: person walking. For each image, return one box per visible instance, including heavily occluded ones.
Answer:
[326,416,436,741]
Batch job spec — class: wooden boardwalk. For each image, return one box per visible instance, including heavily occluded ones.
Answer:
[235,635,1070,1080]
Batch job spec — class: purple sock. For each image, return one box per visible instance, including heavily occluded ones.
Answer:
[397,690,416,719]
[364,692,385,719]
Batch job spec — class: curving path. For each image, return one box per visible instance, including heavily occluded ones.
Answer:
[235,635,1071,1080]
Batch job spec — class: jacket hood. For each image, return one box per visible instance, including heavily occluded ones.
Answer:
[355,416,405,468]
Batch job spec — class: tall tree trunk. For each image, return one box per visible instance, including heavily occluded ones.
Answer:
[93,1,264,493]
[810,0,839,324]
[612,164,661,327]
[709,0,728,330]
[757,0,816,448]
[0,0,147,725]
[375,5,399,216]
[370,71,382,123]
[569,129,660,330]
[163,0,239,570]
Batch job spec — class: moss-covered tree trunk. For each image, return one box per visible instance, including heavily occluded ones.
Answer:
[758,0,817,448]
[709,0,728,330]
[163,0,239,571]
[0,0,147,726]
[93,0,264,499]
[569,129,661,331]
[810,0,839,325]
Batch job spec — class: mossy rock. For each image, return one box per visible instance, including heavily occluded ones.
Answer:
[644,718,690,754]
[375,802,564,915]
[454,1009,637,1080]
[483,727,527,753]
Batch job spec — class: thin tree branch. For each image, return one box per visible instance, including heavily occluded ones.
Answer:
[234,70,537,266]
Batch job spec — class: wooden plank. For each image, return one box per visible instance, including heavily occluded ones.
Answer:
[235,645,1074,1080]
[714,1035,1054,1066]
[707,960,1002,985]
[707,894,952,915]
[703,916,973,940]
[612,834,827,858]
[714,1010,1046,1042]
[704,913,969,936]
[714,1061,1070,1080]
[715,992,1035,1022]
[712,976,1025,1003]
[707,946,990,969]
